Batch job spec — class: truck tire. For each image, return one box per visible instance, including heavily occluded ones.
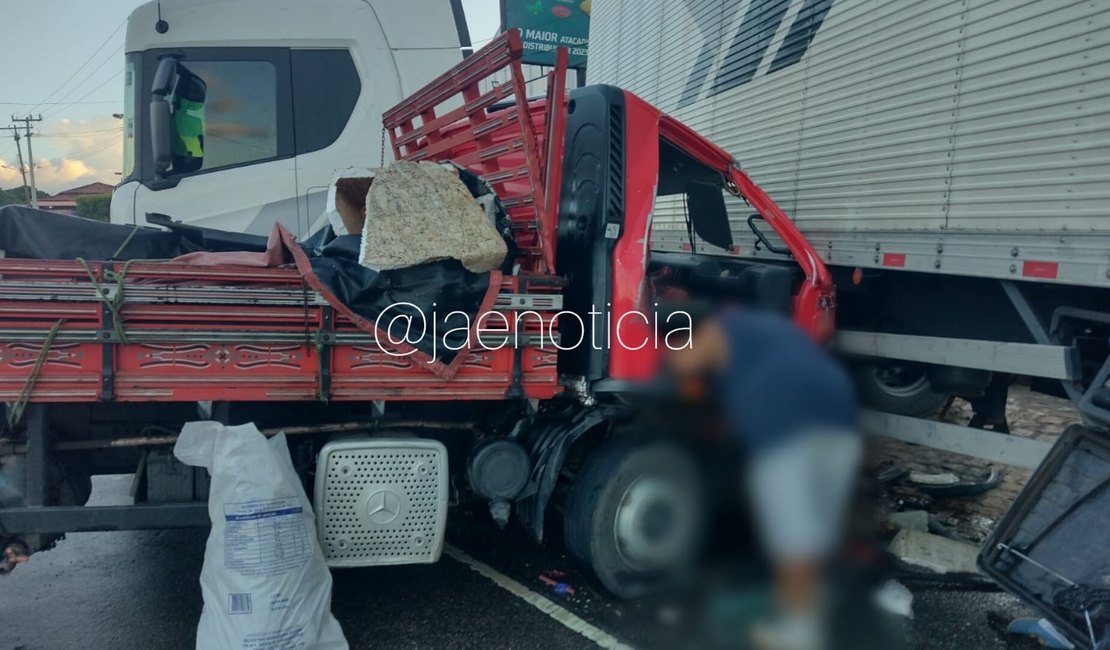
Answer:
[855,362,948,417]
[563,436,705,599]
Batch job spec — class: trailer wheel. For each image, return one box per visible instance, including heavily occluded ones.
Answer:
[856,362,948,417]
[564,437,705,599]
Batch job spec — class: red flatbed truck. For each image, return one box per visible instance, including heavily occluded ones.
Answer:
[0,31,833,598]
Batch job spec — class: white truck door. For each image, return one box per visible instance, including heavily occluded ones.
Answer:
[289,3,466,236]
[289,48,376,236]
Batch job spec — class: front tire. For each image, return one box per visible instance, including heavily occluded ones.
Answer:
[563,436,705,599]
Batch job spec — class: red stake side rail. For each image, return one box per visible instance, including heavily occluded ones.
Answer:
[0,260,561,404]
[383,30,564,276]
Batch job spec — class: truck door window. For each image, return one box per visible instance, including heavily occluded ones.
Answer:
[291,50,361,155]
[656,140,734,250]
[167,60,279,173]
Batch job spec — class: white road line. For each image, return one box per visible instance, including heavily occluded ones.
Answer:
[443,544,637,650]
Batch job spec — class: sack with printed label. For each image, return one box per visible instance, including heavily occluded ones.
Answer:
[175,421,348,650]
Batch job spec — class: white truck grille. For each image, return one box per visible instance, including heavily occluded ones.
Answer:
[314,438,448,567]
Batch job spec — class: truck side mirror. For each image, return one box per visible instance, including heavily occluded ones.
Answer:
[149,57,206,180]
[686,181,734,250]
[150,56,177,179]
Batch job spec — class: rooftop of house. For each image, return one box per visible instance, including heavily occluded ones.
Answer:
[50,182,115,200]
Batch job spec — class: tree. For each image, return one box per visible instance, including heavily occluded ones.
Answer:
[0,186,49,207]
[74,194,112,222]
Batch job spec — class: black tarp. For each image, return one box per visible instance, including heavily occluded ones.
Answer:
[302,230,491,362]
[0,205,201,260]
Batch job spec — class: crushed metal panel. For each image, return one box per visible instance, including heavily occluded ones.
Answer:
[980,426,1110,649]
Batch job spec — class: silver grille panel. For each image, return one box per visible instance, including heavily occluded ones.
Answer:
[315,438,448,567]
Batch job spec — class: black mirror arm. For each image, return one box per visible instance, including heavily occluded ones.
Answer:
[747,214,791,256]
[151,54,179,96]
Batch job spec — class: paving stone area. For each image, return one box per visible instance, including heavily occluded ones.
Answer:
[868,384,1080,542]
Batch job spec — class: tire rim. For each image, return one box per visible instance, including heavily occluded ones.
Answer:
[613,474,693,571]
[871,364,930,397]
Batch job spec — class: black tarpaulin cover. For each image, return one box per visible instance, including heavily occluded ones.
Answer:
[0,205,202,259]
[300,229,495,373]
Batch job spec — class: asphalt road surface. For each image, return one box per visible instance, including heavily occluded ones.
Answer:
[1,475,1032,650]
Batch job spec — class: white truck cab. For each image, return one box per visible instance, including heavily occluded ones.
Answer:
[111,0,469,236]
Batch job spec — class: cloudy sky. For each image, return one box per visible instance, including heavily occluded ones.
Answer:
[2,0,502,194]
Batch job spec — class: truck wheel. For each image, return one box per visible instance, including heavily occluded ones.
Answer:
[856,362,948,417]
[564,437,705,599]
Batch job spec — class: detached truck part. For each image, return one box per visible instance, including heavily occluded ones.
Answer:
[0,31,834,599]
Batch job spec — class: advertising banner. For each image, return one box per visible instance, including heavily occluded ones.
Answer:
[504,0,590,68]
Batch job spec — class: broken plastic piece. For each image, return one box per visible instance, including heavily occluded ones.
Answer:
[0,538,30,575]
[872,580,914,619]
[539,572,576,596]
[913,467,1005,498]
[907,471,960,486]
[1006,618,1075,649]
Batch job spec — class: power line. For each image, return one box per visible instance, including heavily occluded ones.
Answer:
[48,137,121,164]
[38,128,124,138]
[41,47,124,118]
[0,101,121,106]
[206,132,277,155]
[46,131,123,163]
[43,69,125,120]
[27,18,127,114]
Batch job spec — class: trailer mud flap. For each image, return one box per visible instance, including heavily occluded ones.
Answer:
[979,425,1110,649]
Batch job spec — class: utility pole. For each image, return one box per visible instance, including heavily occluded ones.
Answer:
[11,115,42,208]
[1,126,29,204]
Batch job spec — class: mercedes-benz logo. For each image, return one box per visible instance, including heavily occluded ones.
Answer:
[366,489,402,524]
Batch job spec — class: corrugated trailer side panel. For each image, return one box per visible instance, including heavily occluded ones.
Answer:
[589,0,1110,235]
[948,1,1110,230]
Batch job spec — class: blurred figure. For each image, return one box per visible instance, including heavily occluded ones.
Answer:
[670,308,861,650]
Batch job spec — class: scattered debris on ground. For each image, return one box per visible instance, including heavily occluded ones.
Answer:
[1,538,30,574]
[888,529,981,575]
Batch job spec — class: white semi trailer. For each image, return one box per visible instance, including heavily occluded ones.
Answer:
[590,0,1110,440]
